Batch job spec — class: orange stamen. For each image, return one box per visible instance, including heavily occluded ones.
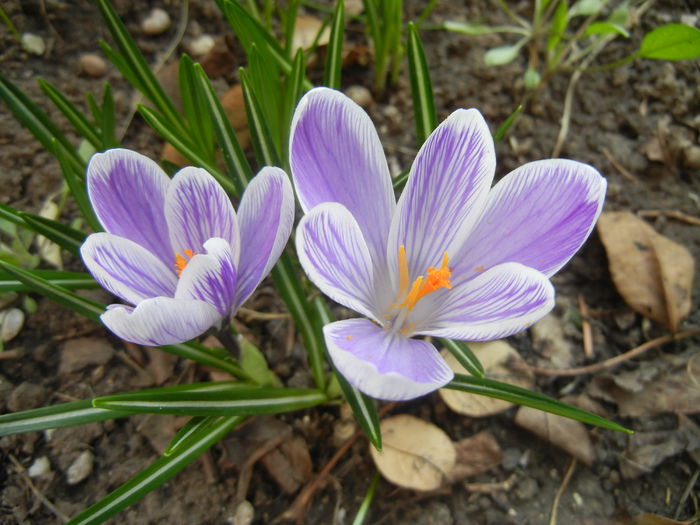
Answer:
[397,248,452,311]
[174,248,196,276]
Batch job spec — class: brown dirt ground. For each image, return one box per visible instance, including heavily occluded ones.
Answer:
[1,1,699,524]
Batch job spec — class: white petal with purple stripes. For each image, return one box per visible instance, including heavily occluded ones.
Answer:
[452,159,607,282]
[165,167,240,264]
[290,88,395,266]
[81,232,177,305]
[387,108,495,283]
[296,203,378,321]
[324,318,454,401]
[175,237,237,317]
[234,167,294,310]
[101,297,221,346]
[87,149,173,266]
[418,262,555,341]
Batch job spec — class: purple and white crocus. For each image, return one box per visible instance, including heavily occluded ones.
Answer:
[291,88,606,401]
[80,149,293,346]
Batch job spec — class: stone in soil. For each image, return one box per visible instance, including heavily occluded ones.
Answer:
[8,382,47,412]
[59,336,115,374]
[79,54,108,78]
[66,450,94,485]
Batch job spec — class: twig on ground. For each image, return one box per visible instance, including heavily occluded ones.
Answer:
[0,348,24,360]
[674,468,700,520]
[638,209,700,227]
[465,472,519,493]
[549,458,577,525]
[524,330,700,376]
[9,453,70,523]
[578,294,594,359]
[277,402,397,524]
[235,431,290,505]
[602,146,640,183]
[238,307,291,321]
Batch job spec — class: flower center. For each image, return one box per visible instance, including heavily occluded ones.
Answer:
[396,245,452,311]
[174,249,197,276]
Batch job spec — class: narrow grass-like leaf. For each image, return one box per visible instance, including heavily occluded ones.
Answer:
[99,42,146,94]
[391,167,410,191]
[240,69,281,166]
[281,48,308,164]
[160,341,249,378]
[95,0,186,137]
[179,55,215,162]
[66,416,244,525]
[164,416,214,456]
[323,0,345,89]
[138,105,237,195]
[0,203,29,228]
[248,44,283,153]
[0,399,131,437]
[0,261,103,321]
[282,0,300,55]
[0,270,97,292]
[440,338,484,378]
[351,471,380,525]
[52,139,102,231]
[0,73,83,172]
[18,211,86,254]
[406,22,437,146]
[493,104,522,143]
[93,387,327,416]
[446,373,633,433]
[38,78,101,149]
[99,82,119,149]
[313,297,382,449]
[194,64,252,195]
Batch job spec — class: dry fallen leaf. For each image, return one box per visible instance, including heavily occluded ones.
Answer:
[439,341,534,417]
[447,430,502,483]
[597,211,694,331]
[370,414,456,491]
[291,15,330,53]
[619,429,694,479]
[514,406,595,466]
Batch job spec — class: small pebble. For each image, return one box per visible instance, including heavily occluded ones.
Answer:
[79,54,108,78]
[683,145,700,169]
[66,450,94,485]
[345,85,372,108]
[142,8,171,35]
[21,33,45,55]
[28,456,51,478]
[230,500,254,525]
[8,382,47,412]
[0,308,24,342]
[188,34,215,57]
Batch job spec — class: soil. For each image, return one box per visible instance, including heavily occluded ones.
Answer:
[1,1,699,524]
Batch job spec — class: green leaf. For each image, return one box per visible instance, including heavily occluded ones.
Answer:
[99,83,119,149]
[95,0,186,137]
[93,386,327,416]
[66,416,244,525]
[179,55,215,161]
[568,0,602,18]
[323,0,345,90]
[442,21,526,36]
[446,373,633,433]
[0,399,131,437]
[407,22,437,146]
[484,41,525,66]
[18,211,86,254]
[0,269,98,292]
[240,68,281,166]
[0,261,103,321]
[193,64,252,195]
[639,24,700,61]
[248,43,283,152]
[440,339,484,378]
[351,471,380,525]
[312,297,381,450]
[584,21,629,38]
[281,48,308,163]
[493,104,523,143]
[239,335,280,387]
[38,78,102,149]
[160,341,248,378]
[547,0,568,52]
[164,416,214,456]
[0,73,84,173]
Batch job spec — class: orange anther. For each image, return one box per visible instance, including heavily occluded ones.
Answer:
[174,249,196,276]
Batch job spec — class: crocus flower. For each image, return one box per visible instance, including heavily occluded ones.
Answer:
[290,88,606,401]
[80,148,293,346]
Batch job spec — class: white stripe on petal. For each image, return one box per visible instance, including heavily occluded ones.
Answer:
[324,318,454,401]
[81,232,177,305]
[101,297,221,346]
[418,262,555,341]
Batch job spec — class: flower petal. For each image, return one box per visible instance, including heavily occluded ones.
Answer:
[452,159,606,280]
[101,297,221,346]
[165,166,240,265]
[234,167,294,309]
[324,318,454,401]
[81,232,177,305]
[387,108,495,284]
[295,203,378,320]
[418,262,555,341]
[290,87,395,265]
[87,149,173,265]
[175,238,237,317]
